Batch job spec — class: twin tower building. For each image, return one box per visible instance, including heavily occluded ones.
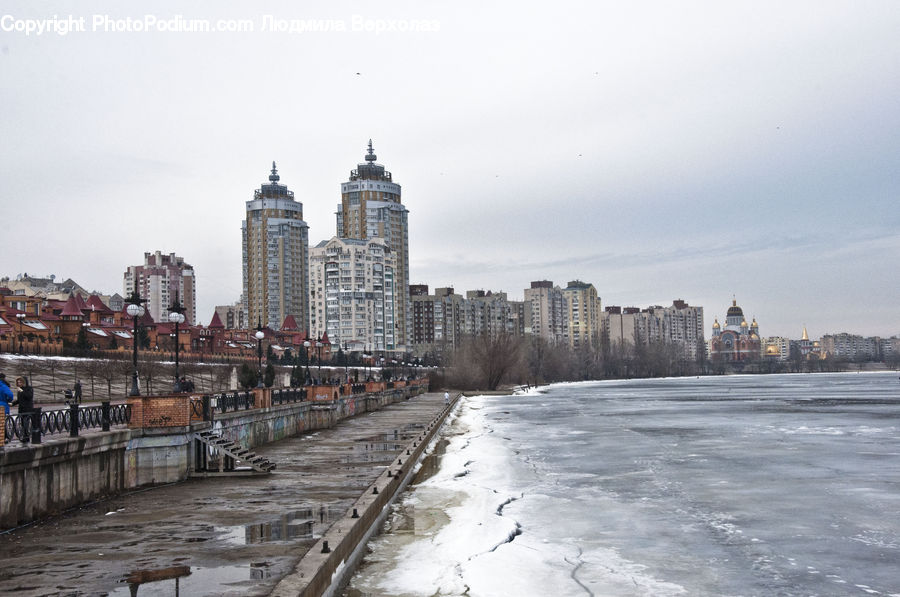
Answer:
[241,141,410,353]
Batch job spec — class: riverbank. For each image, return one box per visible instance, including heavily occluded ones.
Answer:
[343,373,900,596]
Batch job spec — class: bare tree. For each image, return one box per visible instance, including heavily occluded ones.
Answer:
[214,365,234,392]
[141,356,166,395]
[450,332,525,391]
[81,359,104,401]
[95,360,118,400]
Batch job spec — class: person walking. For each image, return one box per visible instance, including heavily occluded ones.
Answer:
[13,376,34,444]
[14,376,33,413]
[73,379,82,404]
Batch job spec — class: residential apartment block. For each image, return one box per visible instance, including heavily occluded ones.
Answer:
[308,236,397,352]
[336,141,410,350]
[602,300,705,360]
[214,301,246,330]
[821,333,879,360]
[123,251,196,325]
[410,286,465,356]
[524,280,568,345]
[563,280,601,350]
[242,163,310,331]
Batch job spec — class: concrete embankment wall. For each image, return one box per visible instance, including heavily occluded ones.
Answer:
[269,393,459,597]
[0,386,426,529]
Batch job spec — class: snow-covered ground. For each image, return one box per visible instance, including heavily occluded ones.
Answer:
[346,372,900,596]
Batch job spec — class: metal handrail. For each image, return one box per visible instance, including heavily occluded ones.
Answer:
[4,403,131,443]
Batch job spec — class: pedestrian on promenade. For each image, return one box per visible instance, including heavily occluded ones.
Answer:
[0,373,13,416]
[74,380,82,403]
[13,376,33,413]
[444,391,450,405]
[13,376,34,444]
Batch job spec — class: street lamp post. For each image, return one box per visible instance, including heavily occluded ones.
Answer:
[168,294,186,392]
[316,337,323,383]
[255,318,265,388]
[303,340,311,384]
[343,342,349,382]
[16,312,25,354]
[125,291,147,396]
[364,345,371,380]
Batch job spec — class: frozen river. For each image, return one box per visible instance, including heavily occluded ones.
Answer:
[346,372,900,596]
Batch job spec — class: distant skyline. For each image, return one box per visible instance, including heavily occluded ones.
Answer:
[1,1,897,339]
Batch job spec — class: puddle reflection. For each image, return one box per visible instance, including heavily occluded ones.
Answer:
[110,562,273,596]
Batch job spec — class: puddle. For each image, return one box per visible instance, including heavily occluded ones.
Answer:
[342,440,406,464]
[108,562,273,596]
[217,507,343,545]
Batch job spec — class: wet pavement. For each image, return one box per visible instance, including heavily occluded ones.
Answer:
[0,391,448,596]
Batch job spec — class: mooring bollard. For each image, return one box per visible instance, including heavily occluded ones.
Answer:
[372,486,379,495]
[101,401,111,432]
[321,540,331,554]
[69,403,79,437]
[352,508,359,519]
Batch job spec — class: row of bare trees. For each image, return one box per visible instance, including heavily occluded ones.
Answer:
[437,333,709,391]
[436,330,881,392]
[0,355,241,404]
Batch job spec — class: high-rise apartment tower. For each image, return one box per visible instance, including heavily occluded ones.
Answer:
[336,140,410,351]
[242,163,310,331]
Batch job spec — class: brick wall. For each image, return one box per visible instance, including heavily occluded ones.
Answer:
[127,395,191,429]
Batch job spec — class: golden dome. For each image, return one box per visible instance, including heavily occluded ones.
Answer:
[740,319,748,327]
[712,319,720,329]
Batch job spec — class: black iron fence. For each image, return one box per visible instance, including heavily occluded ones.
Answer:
[272,387,307,406]
[211,391,254,414]
[4,402,131,444]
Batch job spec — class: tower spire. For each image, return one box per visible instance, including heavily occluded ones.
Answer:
[269,161,280,183]
[365,139,377,163]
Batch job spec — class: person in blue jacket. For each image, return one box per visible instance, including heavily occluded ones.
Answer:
[0,373,13,416]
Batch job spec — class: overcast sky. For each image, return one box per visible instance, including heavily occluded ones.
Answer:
[1,1,897,338]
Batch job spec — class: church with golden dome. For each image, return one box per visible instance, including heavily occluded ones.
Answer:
[710,298,760,362]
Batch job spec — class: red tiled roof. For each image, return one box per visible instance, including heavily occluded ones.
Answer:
[86,295,114,314]
[73,293,90,312]
[208,311,225,328]
[320,331,330,345]
[281,315,300,331]
[59,295,84,317]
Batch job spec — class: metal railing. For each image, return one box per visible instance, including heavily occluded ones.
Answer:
[211,391,255,414]
[272,387,307,406]
[4,402,131,444]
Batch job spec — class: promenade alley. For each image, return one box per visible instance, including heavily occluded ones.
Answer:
[0,391,450,596]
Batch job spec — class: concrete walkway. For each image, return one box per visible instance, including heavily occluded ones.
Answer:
[0,391,450,596]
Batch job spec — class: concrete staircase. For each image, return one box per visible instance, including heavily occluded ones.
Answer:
[192,430,276,476]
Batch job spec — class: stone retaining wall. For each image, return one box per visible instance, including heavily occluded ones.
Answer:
[0,385,427,530]
[269,394,458,597]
